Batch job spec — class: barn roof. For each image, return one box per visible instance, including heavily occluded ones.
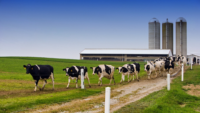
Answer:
[80,49,172,56]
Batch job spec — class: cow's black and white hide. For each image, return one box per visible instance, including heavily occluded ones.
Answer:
[63,66,91,88]
[23,64,54,91]
[144,61,157,79]
[116,64,135,83]
[127,63,140,81]
[176,55,187,66]
[154,60,165,76]
[164,59,174,74]
[154,57,166,62]
[90,64,115,86]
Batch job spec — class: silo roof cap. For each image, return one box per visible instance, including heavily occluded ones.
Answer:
[149,18,160,23]
[176,17,187,22]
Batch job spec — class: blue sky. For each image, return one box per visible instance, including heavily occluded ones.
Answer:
[0,0,199,59]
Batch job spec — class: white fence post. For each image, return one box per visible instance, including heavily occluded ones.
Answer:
[181,63,184,81]
[167,74,170,91]
[105,87,111,113]
[81,69,85,89]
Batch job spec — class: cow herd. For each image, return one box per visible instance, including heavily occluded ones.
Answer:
[23,55,186,91]
[144,55,187,79]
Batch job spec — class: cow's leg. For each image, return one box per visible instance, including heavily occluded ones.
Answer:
[41,80,47,90]
[50,72,54,90]
[85,73,91,87]
[120,74,124,83]
[76,78,78,88]
[34,80,39,91]
[113,76,116,85]
[98,78,101,86]
[66,78,70,88]
[109,74,114,85]
[132,74,135,81]
[99,74,104,86]
[128,73,130,82]
[136,72,139,81]
[148,71,151,80]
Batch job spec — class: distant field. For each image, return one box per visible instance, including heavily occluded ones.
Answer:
[0,57,147,113]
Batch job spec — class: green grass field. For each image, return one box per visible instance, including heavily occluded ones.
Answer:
[115,65,200,113]
[0,57,147,113]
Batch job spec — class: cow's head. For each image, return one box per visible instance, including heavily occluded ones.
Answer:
[120,67,128,73]
[116,67,122,74]
[144,64,150,71]
[23,64,33,74]
[90,66,101,75]
[63,67,69,76]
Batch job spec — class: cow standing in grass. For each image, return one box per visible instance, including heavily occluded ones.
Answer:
[128,63,140,81]
[154,60,165,76]
[23,64,54,91]
[116,64,134,83]
[144,61,157,79]
[63,66,91,88]
[90,64,115,86]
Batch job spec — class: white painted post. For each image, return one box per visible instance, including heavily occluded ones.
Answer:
[105,87,111,113]
[167,74,170,90]
[81,69,85,89]
[191,58,192,70]
[181,63,184,81]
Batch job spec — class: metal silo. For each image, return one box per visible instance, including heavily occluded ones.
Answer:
[176,17,187,57]
[162,18,173,54]
[149,18,160,49]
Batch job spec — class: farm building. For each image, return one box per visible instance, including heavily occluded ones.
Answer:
[80,49,172,61]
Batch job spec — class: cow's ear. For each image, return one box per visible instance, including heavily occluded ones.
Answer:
[23,65,26,69]
[31,66,34,70]
[63,69,66,71]
[90,67,93,69]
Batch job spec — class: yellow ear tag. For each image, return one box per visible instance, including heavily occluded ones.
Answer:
[24,67,26,69]
[117,69,118,70]
[31,68,33,70]
[71,70,73,72]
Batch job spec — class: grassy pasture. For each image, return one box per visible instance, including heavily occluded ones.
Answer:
[0,57,146,113]
[115,65,200,113]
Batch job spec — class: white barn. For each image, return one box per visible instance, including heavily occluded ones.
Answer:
[80,49,172,61]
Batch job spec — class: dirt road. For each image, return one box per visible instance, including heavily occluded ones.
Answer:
[28,67,183,113]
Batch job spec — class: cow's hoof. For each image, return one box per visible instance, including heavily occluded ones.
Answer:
[66,87,69,89]
[89,85,91,88]
[137,79,139,82]
[39,88,42,91]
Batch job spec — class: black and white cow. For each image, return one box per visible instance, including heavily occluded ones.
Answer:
[90,64,115,86]
[116,64,135,83]
[127,63,140,81]
[154,60,165,76]
[23,64,54,91]
[63,66,91,88]
[177,55,187,66]
[144,61,157,79]
[164,59,174,73]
